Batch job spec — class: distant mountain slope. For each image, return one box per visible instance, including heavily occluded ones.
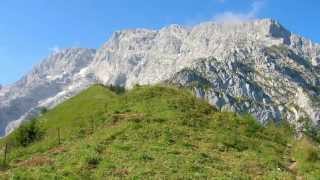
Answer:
[0,85,319,179]
[1,19,320,136]
[0,48,96,136]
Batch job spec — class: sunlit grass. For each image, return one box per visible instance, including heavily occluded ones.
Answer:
[0,84,318,179]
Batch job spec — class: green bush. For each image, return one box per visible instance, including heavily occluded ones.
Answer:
[12,119,44,147]
[304,120,320,143]
[106,85,126,95]
[306,147,319,162]
[39,107,48,115]
[238,113,263,136]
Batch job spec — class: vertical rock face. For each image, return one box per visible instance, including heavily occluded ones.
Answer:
[90,19,320,127]
[90,19,293,88]
[1,19,320,136]
[0,48,96,136]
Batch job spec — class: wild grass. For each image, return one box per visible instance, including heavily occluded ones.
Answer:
[0,84,318,179]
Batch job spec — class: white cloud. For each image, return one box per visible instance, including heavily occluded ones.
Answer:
[213,1,264,23]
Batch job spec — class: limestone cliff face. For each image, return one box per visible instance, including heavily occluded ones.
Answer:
[90,19,293,88]
[1,19,319,136]
[90,19,320,127]
[0,48,96,135]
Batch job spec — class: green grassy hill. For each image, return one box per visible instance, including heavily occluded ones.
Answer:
[0,85,319,179]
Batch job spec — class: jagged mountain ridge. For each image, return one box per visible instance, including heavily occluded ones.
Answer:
[90,19,320,127]
[0,48,96,135]
[0,19,319,136]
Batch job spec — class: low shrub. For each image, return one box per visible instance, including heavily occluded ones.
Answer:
[306,147,319,162]
[39,107,48,115]
[11,119,44,147]
[304,120,320,143]
[107,85,126,95]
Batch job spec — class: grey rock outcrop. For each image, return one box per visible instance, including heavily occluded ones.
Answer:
[1,19,320,136]
[90,19,320,128]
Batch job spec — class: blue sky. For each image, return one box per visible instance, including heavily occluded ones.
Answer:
[0,0,319,85]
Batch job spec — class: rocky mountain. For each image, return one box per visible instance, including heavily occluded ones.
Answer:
[0,48,96,135]
[90,19,320,127]
[0,19,319,136]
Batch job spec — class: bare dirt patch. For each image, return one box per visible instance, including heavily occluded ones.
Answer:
[18,156,53,167]
[49,146,66,155]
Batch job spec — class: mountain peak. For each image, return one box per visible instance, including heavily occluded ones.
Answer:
[263,19,291,44]
[1,18,320,138]
[196,18,291,44]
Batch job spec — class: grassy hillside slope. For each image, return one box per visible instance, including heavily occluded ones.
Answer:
[0,85,319,179]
